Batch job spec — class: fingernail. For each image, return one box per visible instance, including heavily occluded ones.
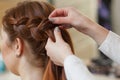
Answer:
[49,18,55,22]
[55,27,60,32]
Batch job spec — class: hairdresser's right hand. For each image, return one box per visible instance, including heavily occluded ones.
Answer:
[45,27,73,66]
[49,7,92,32]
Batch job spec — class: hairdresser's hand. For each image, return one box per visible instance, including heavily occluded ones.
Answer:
[49,7,92,32]
[45,27,73,66]
[49,7,109,45]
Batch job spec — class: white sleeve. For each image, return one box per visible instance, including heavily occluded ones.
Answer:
[64,55,95,80]
[99,31,120,64]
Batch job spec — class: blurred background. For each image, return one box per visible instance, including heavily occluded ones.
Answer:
[0,0,120,80]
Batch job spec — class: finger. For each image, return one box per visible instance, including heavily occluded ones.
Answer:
[49,17,70,24]
[50,58,62,66]
[53,61,62,66]
[59,24,72,29]
[49,8,70,24]
[54,27,64,42]
[49,8,67,18]
[45,38,54,49]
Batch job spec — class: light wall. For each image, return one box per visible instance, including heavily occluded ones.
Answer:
[112,0,120,35]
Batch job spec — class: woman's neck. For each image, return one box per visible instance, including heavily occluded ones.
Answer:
[18,58,44,80]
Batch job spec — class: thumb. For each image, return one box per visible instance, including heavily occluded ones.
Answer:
[49,17,70,24]
[54,27,64,42]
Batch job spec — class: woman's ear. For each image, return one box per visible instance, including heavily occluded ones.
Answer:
[14,38,24,57]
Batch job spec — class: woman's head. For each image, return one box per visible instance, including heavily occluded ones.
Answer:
[1,1,74,80]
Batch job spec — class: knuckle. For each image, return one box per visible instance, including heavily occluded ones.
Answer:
[45,45,48,50]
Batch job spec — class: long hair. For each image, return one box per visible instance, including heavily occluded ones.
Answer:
[2,1,74,80]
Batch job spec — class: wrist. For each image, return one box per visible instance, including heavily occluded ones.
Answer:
[63,54,74,64]
[62,53,73,65]
[87,22,109,45]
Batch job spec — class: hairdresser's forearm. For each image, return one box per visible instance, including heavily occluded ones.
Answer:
[86,22,109,45]
[77,18,109,45]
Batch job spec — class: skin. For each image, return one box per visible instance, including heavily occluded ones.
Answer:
[45,27,73,66]
[0,28,44,80]
[45,7,109,66]
[0,28,19,74]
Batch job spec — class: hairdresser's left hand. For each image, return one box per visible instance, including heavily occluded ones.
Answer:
[45,27,73,66]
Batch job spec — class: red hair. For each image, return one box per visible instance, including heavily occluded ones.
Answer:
[2,1,74,80]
